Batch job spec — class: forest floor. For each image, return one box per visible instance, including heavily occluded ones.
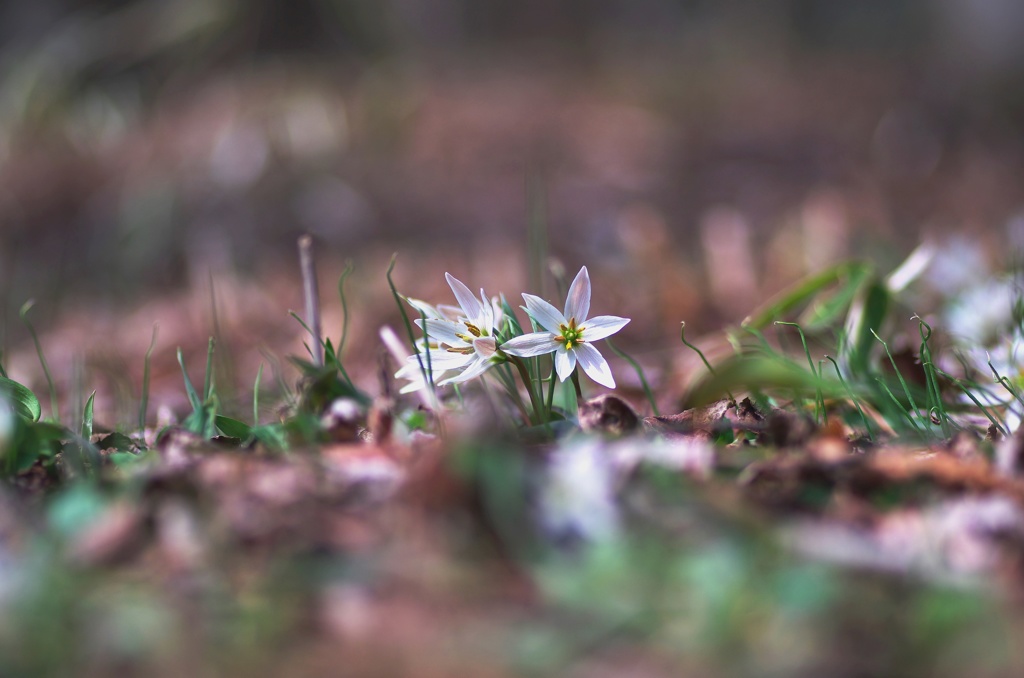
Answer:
[3,58,1024,677]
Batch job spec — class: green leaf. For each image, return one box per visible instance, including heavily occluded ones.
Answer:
[109,451,150,467]
[0,376,41,422]
[81,391,95,440]
[1,418,70,476]
[252,425,287,451]
[177,348,202,412]
[800,263,873,329]
[216,415,252,440]
[684,355,843,408]
[62,437,102,478]
[96,431,139,452]
[281,411,325,445]
[289,359,370,410]
[202,337,216,401]
[182,401,218,439]
[743,261,871,330]
[500,295,525,337]
[844,277,890,377]
[31,420,71,442]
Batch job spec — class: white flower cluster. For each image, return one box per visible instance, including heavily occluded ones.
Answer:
[394,266,630,392]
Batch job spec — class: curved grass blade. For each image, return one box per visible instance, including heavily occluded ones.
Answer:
[682,322,735,404]
[776,322,824,424]
[825,355,873,440]
[605,338,659,416]
[20,301,58,422]
[916,318,952,437]
[177,348,202,413]
[875,376,925,436]
[988,357,1024,414]
[872,329,929,436]
[934,367,1008,436]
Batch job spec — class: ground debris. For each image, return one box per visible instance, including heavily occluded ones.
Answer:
[643,397,765,441]
[579,394,640,436]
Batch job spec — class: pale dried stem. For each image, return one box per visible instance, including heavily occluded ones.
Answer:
[299,235,323,366]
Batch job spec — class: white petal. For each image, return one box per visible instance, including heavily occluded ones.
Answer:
[523,294,567,334]
[435,304,464,321]
[399,379,439,395]
[555,346,576,382]
[476,288,495,330]
[412,349,472,371]
[564,266,591,323]
[473,336,497,358]
[501,332,559,357]
[581,315,630,341]
[405,298,443,319]
[439,356,493,385]
[417,319,466,346]
[490,296,505,328]
[395,361,421,379]
[575,343,615,388]
[397,361,446,393]
[446,273,484,322]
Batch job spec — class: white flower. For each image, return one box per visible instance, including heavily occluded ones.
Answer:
[411,273,502,386]
[944,277,1017,346]
[380,326,443,403]
[405,297,462,322]
[539,439,620,543]
[501,266,629,388]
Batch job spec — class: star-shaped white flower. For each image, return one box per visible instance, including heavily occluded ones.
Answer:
[410,273,502,386]
[501,266,629,388]
[380,326,446,400]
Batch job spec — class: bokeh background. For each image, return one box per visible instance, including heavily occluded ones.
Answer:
[2,0,1024,423]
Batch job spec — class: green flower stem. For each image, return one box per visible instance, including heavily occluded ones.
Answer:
[494,362,532,424]
[571,371,583,402]
[545,362,557,415]
[509,355,545,425]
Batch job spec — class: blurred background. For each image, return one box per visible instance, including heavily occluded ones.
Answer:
[2,0,1024,421]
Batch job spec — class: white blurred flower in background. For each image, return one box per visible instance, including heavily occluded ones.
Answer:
[539,440,620,545]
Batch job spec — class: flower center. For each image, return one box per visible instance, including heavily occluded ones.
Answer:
[555,318,585,350]
[456,322,487,343]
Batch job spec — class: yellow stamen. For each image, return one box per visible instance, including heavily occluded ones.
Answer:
[556,317,584,349]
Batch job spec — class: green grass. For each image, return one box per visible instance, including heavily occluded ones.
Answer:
[0,251,1022,676]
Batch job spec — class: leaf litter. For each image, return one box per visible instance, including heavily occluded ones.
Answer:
[4,244,1024,677]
